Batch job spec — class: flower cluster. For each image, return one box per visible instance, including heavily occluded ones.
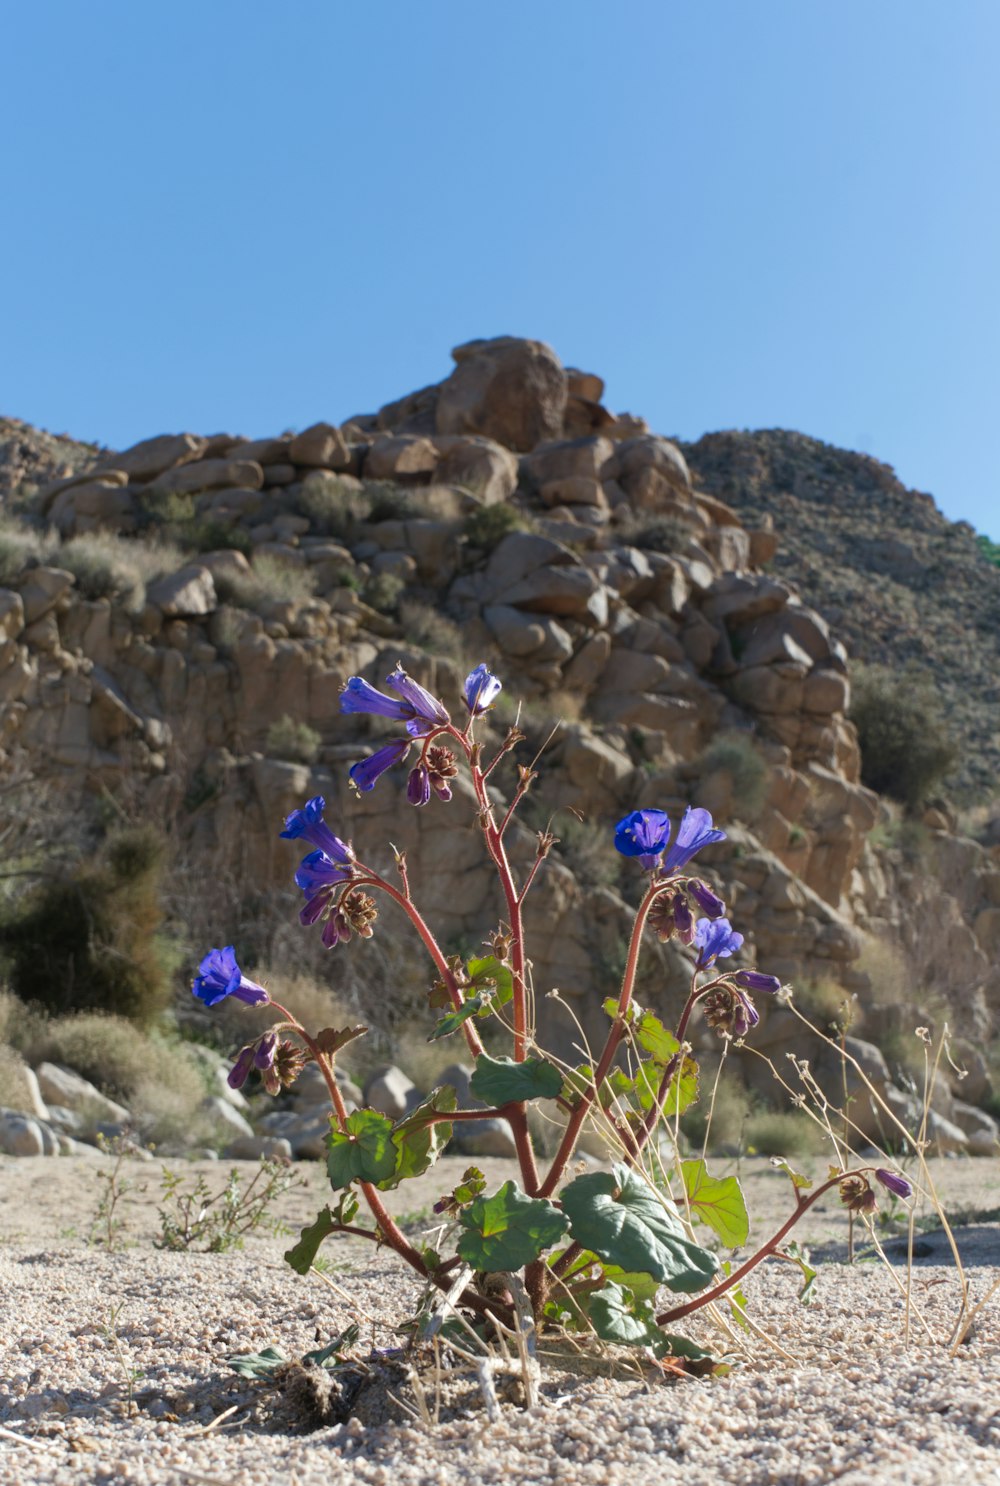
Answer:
[228,1033,307,1095]
[341,662,501,799]
[839,1168,913,1214]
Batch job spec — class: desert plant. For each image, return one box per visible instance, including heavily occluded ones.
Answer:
[213,552,317,612]
[696,731,769,822]
[0,825,175,1024]
[397,599,466,662]
[462,503,528,552]
[361,571,405,615]
[156,1159,303,1252]
[0,516,53,583]
[849,665,956,812]
[266,715,322,765]
[195,660,915,1389]
[57,533,148,610]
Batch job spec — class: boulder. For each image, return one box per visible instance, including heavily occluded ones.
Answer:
[101,432,208,481]
[17,567,75,624]
[203,1096,254,1140]
[150,458,264,496]
[449,1118,518,1159]
[433,436,518,504]
[436,337,567,452]
[0,589,24,641]
[34,1064,131,1125]
[224,1135,294,1161]
[0,1109,49,1157]
[288,422,350,469]
[364,1065,419,1120]
[147,565,217,617]
[365,435,440,481]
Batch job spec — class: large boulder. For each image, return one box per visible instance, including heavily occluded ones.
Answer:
[436,337,567,452]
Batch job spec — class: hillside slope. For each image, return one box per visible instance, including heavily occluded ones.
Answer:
[681,430,1000,802]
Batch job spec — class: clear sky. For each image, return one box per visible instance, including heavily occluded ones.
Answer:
[3,1,998,537]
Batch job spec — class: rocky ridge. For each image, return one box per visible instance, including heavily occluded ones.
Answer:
[0,336,997,1161]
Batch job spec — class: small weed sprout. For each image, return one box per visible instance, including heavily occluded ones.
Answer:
[102,1302,145,1416]
[156,1159,303,1253]
[89,1131,144,1251]
[196,661,919,1391]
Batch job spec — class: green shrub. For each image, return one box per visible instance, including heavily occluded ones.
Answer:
[398,600,465,660]
[295,471,363,539]
[696,732,769,822]
[266,715,322,765]
[0,825,175,1024]
[213,553,317,612]
[849,666,956,812]
[627,515,698,553]
[0,517,53,584]
[462,503,527,552]
[362,571,406,615]
[745,1109,824,1159]
[975,534,1000,569]
[365,482,417,523]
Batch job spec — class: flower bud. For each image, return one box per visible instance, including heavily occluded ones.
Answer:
[688,879,726,919]
[733,970,782,995]
[875,1168,913,1200]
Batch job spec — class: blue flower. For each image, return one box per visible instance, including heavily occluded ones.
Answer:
[280,796,353,864]
[875,1168,913,1200]
[193,947,270,1008]
[693,917,744,970]
[614,809,673,870]
[294,849,353,924]
[662,808,726,873]
[733,969,781,995]
[463,663,502,714]
[688,879,726,919]
[340,664,449,738]
[227,1045,256,1090]
[407,765,432,807]
[349,737,411,793]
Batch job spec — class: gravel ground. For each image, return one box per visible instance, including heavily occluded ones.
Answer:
[1,1154,998,1486]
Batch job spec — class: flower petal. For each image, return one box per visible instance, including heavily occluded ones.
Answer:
[340,676,411,722]
[349,738,411,793]
[662,807,726,872]
[463,663,502,714]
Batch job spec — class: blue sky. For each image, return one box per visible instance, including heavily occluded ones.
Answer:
[3,1,997,537]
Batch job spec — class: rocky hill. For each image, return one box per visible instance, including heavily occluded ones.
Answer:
[680,429,1000,802]
[0,337,997,1161]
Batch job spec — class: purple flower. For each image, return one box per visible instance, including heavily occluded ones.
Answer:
[731,989,760,1038]
[340,665,449,738]
[615,809,672,870]
[662,807,726,873]
[349,738,411,793]
[193,947,270,1008]
[227,1045,256,1090]
[694,917,744,970]
[294,849,353,901]
[672,893,695,945]
[733,969,782,995]
[280,796,353,864]
[464,663,502,714]
[689,879,726,919]
[254,1032,278,1070]
[875,1169,913,1200]
[407,765,432,807]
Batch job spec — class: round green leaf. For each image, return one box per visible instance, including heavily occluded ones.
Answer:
[457,1180,568,1271]
[326,1109,397,1188]
[561,1163,718,1293]
[680,1158,750,1248]
[469,1053,562,1105]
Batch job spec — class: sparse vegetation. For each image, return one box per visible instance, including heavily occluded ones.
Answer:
[213,552,317,611]
[850,665,956,811]
[696,731,770,822]
[462,502,529,551]
[265,714,322,765]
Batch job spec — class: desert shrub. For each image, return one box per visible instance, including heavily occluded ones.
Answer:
[266,715,322,765]
[696,731,769,822]
[975,534,1000,569]
[398,600,465,661]
[849,666,956,812]
[365,482,418,523]
[173,518,254,557]
[0,517,53,583]
[57,533,147,609]
[362,571,405,615]
[137,489,197,526]
[680,1066,751,1154]
[295,471,365,539]
[627,515,699,553]
[462,503,527,552]
[0,825,175,1024]
[214,552,317,612]
[745,1108,824,1159]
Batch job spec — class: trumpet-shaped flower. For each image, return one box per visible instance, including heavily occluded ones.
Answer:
[614,809,672,870]
[688,879,726,920]
[463,663,502,714]
[349,738,411,793]
[340,664,449,738]
[733,969,782,995]
[280,796,353,864]
[875,1168,913,1200]
[193,947,270,1008]
[662,808,727,873]
[693,916,744,970]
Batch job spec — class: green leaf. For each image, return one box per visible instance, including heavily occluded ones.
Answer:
[771,1156,813,1190]
[561,1163,718,1293]
[434,1165,487,1217]
[315,1025,367,1058]
[379,1086,457,1189]
[285,1207,337,1275]
[608,1053,698,1120]
[226,1345,287,1378]
[469,1053,562,1106]
[783,1241,819,1303]
[326,1109,397,1188]
[720,1261,750,1330]
[680,1159,750,1248]
[467,954,514,1008]
[428,991,493,1041]
[303,1324,360,1368]
[457,1180,568,1271]
[588,1282,660,1348]
[561,1062,614,1111]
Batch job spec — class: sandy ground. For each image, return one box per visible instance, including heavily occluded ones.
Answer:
[1,1152,998,1485]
